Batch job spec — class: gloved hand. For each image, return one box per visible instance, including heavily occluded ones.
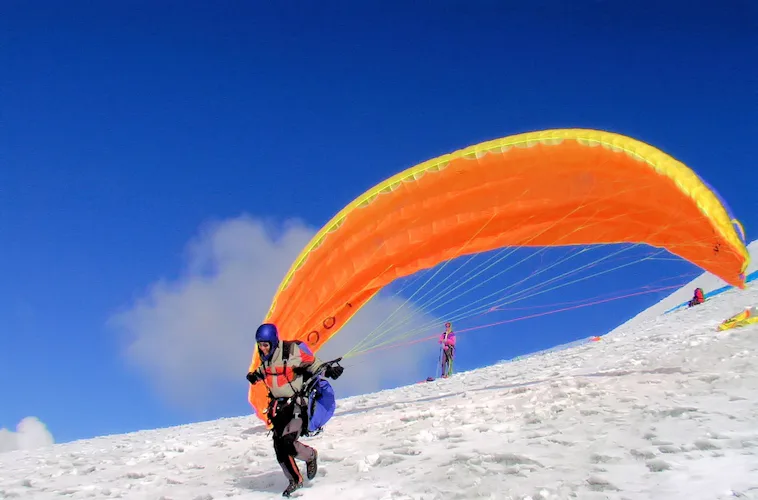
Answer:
[324,364,343,379]
[246,371,263,385]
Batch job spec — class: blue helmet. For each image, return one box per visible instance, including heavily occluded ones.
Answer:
[255,323,279,361]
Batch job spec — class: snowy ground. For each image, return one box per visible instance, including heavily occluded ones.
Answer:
[2,286,757,499]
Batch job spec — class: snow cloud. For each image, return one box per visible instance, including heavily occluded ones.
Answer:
[0,417,55,453]
[109,215,440,411]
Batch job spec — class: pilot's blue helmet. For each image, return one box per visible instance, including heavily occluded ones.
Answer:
[255,323,279,361]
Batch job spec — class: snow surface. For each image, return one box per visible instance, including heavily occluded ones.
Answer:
[2,277,757,499]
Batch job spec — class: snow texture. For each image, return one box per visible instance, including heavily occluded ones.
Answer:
[1,277,757,499]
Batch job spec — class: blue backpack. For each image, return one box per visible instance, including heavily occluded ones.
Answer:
[305,375,336,435]
[281,341,337,436]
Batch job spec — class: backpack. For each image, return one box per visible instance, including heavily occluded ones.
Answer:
[280,340,337,436]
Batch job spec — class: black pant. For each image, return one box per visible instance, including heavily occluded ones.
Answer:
[269,398,316,483]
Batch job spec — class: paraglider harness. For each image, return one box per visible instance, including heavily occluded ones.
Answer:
[263,340,342,438]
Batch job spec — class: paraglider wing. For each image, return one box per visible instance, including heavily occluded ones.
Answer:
[247,128,750,422]
[698,177,747,244]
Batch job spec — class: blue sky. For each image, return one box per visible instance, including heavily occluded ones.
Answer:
[1,1,755,445]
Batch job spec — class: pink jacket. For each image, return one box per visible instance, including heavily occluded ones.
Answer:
[439,330,456,349]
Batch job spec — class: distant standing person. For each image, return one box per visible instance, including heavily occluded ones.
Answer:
[439,322,456,378]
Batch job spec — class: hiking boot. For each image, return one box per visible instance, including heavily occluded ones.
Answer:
[282,479,302,497]
[306,449,318,480]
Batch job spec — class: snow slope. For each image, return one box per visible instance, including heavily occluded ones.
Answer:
[1,277,757,499]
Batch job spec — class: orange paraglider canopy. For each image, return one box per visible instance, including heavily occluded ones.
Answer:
[247,128,749,423]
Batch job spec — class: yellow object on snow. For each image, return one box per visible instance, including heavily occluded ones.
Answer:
[717,306,758,331]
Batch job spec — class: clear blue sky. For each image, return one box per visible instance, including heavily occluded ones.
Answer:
[1,1,755,444]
